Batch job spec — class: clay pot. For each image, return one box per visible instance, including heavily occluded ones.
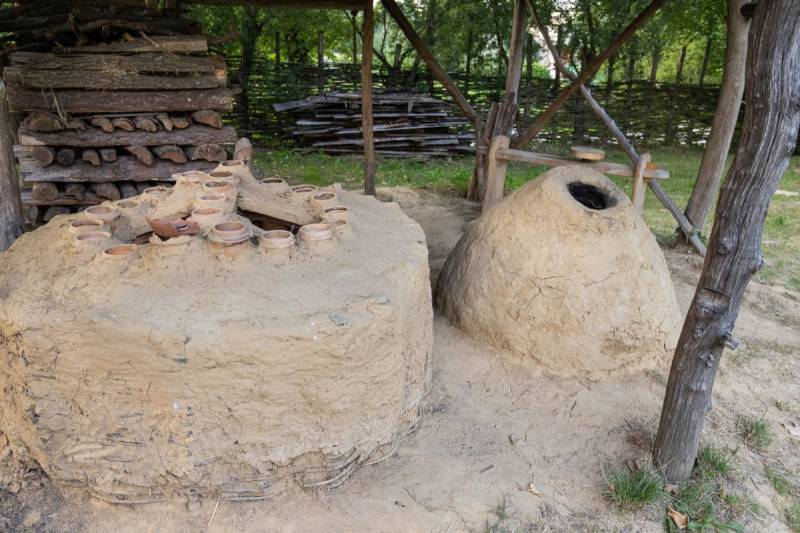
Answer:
[174,170,208,185]
[311,191,338,210]
[73,230,112,248]
[115,199,139,211]
[299,223,333,242]
[323,206,349,223]
[260,177,289,189]
[202,179,234,195]
[291,184,318,200]
[189,207,225,230]
[143,186,171,198]
[209,170,235,180]
[194,193,231,210]
[67,218,105,234]
[84,205,119,223]
[220,160,244,168]
[209,221,252,244]
[102,244,137,260]
[146,217,199,238]
[261,230,295,250]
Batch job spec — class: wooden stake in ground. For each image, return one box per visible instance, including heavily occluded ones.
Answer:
[682,0,751,240]
[0,83,22,250]
[653,0,800,482]
[361,1,375,196]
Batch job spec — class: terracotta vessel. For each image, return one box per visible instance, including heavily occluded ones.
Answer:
[189,207,225,230]
[194,193,231,210]
[202,180,234,195]
[73,231,112,248]
[291,184,318,200]
[209,221,252,244]
[84,205,119,223]
[67,219,105,234]
[299,223,333,242]
[311,191,337,210]
[261,230,295,250]
[102,244,138,260]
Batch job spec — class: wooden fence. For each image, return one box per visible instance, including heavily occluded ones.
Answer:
[227,57,730,150]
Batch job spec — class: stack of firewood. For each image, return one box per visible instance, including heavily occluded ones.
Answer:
[274,92,473,157]
[1,1,236,222]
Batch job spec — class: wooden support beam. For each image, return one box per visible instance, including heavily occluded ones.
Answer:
[0,82,22,250]
[361,2,376,195]
[381,0,480,127]
[483,135,511,210]
[631,152,650,212]
[512,0,665,149]
[495,147,669,179]
[505,0,528,104]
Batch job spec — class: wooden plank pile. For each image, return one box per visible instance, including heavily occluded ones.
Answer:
[1,1,236,221]
[274,92,473,157]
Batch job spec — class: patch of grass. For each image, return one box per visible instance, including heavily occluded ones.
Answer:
[766,467,793,496]
[696,446,732,479]
[787,503,800,532]
[739,417,773,450]
[606,468,663,509]
[721,491,761,517]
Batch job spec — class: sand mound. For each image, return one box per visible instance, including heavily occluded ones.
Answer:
[436,166,681,375]
[0,163,432,503]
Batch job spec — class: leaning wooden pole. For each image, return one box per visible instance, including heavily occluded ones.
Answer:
[511,0,665,149]
[0,81,22,251]
[654,0,800,482]
[361,2,376,196]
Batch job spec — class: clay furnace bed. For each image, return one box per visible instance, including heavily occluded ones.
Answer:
[0,162,433,503]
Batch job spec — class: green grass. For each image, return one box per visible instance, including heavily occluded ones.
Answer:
[696,446,732,479]
[253,145,800,292]
[766,467,793,496]
[739,417,773,451]
[606,468,663,509]
[787,503,800,532]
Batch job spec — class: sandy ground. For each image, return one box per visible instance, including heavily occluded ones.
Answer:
[1,187,799,532]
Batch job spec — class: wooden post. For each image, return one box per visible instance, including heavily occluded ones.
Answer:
[512,0,665,149]
[505,0,527,103]
[381,0,480,127]
[0,81,22,251]
[483,135,511,211]
[361,0,375,195]
[654,0,800,482]
[317,31,325,91]
[631,152,650,212]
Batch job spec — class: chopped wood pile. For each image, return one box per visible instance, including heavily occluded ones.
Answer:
[274,92,473,157]
[1,1,237,222]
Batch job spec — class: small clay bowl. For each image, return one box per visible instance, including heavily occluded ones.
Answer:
[209,221,251,243]
[261,230,295,250]
[299,223,333,242]
[291,184,318,200]
[189,207,225,230]
[220,160,244,168]
[175,170,208,185]
[143,186,171,198]
[73,230,112,248]
[202,179,234,194]
[84,205,119,223]
[67,218,105,234]
[101,244,137,260]
[194,193,230,210]
[323,206,349,223]
[311,191,338,209]
[209,170,235,180]
[115,199,139,211]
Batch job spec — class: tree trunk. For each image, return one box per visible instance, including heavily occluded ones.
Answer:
[626,43,637,82]
[237,8,261,131]
[676,45,687,83]
[699,37,713,86]
[653,0,800,482]
[317,30,324,91]
[361,1,375,195]
[350,14,358,68]
[553,24,563,93]
[683,0,750,238]
[0,82,22,250]
[465,29,474,96]
[606,54,615,96]
[649,47,661,82]
[525,32,534,89]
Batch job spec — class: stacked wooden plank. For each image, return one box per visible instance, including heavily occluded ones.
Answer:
[274,92,473,157]
[0,1,236,220]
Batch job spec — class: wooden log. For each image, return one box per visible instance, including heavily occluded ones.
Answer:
[69,35,208,54]
[156,113,173,131]
[21,111,62,132]
[6,86,234,113]
[56,148,75,166]
[89,182,121,201]
[191,109,223,129]
[100,148,117,162]
[43,205,70,221]
[118,182,138,198]
[133,116,158,132]
[64,183,86,200]
[125,146,154,166]
[494,148,669,179]
[9,52,223,74]
[30,145,55,166]
[19,125,238,147]
[91,116,114,133]
[135,182,150,194]
[18,157,214,183]
[631,152,650,212]
[654,0,800,481]
[82,149,101,167]
[234,137,253,165]
[111,118,135,132]
[152,145,186,164]
[361,0,376,195]
[483,135,511,210]
[185,143,227,162]
[64,118,87,130]
[31,182,59,202]
[4,67,223,91]
[171,116,191,129]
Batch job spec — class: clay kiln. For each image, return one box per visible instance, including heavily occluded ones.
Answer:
[436,166,681,375]
[0,162,433,502]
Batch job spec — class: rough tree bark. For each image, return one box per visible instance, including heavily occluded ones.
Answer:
[683,0,750,240]
[699,37,713,86]
[653,0,800,482]
[0,82,22,250]
[676,45,687,83]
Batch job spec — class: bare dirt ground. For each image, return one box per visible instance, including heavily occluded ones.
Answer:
[1,187,798,532]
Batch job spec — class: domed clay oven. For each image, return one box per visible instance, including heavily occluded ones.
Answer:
[436,165,681,375]
[0,161,432,503]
